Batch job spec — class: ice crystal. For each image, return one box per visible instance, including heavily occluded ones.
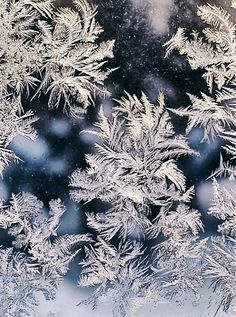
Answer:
[0,0,114,176]
[0,248,56,317]
[70,93,205,315]
[0,193,91,315]
[165,2,236,154]
[70,93,197,240]
[1,0,114,116]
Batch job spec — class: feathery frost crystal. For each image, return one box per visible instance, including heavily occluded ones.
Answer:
[165,2,236,314]
[165,2,236,154]
[0,0,114,176]
[70,93,206,315]
[2,0,236,316]
[0,193,91,315]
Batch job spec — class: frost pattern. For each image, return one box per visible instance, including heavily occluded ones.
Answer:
[70,93,205,315]
[165,2,236,154]
[70,93,197,239]
[0,0,115,314]
[0,248,56,317]
[0,192,91,315]
[79,238,154,317]
[2,1,236,316]
[204,176,236,315]
[1,0,114,116]
[0,96,38,176]
[0,0,114,176]
[164,3,236,314]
